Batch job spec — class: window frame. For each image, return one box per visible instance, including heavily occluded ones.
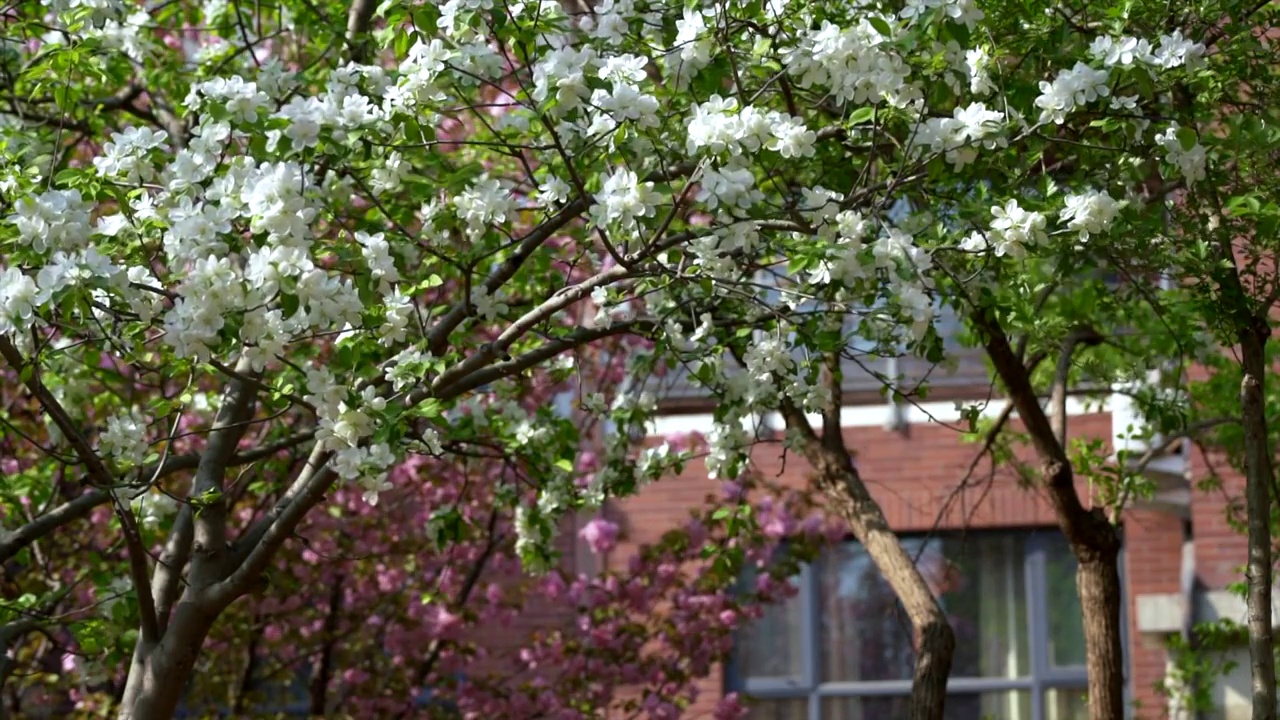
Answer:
[726,529,1127,720]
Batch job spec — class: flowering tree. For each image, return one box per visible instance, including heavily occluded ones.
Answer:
[1,0,1276,717]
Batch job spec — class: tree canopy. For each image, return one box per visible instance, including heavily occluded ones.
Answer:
[0,0,1278,716]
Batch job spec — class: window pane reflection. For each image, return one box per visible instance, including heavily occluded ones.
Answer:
[740,573,805,680]
[821,692,1031,720]
[1044,537,1087,668]
[1045,688,1089,720]
[746,699,808,720]
[820,536,1029,682]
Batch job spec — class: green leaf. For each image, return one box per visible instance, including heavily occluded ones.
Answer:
[1176,127,1198,152]
[849,106,875,125]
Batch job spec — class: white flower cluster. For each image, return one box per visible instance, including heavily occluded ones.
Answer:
[87,9,152,63]
[514,503,555,571]
[963,200,1048,258]
[665,8,713,87]
[270,63,389,149]
[0,268,38,337]
[379,289,415,346]
[901,0,984,28]
[965,47,996,96]
[100,408,150,466]
[801,191,935,339]
[590,168,662,229]
[93,127,169,183]
[33,248,123,307]
[532,44,598,115]
[1060,190,1122,241]
[185,77,270,123]
[132,490,179,529]
[387,347,432,392]
[52,0,125,28]
[163,255,244,361]
[454,176,514,240]
[912,102,1006,169]
[697,163,762,211]
[588,54,662,137]
[705,420,752,480]
[590,286,634,329]
[306,369,398,504]
[8,189,94,253]
[239,161,320,246]
[686,95,816,159]
[1154,123,1208,186]
[470,285,509,321]
[1088,31,1205,70]
[990,200,1048,257]
[335,441,395,506]
[743,335,795,390]
[785,20,913,106]
[809,208,873,287]
[1034,63,1110,125]
[686,220,762,278]
[356,231,400,289]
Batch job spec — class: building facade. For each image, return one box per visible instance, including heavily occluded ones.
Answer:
[609,335,1254,720]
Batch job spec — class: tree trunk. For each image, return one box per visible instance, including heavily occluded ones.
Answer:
[806,451,955,720]
[1076,538,1125,720]
[1240,330,1276,720]
[974,314,1126,720]
[117,601,217,720]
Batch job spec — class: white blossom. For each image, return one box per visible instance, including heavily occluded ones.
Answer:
[1060,190,1122,240]
[988,200,1048,257]
[8,189,94,254]
[1034,63,1110,125]
[100,408,149,466]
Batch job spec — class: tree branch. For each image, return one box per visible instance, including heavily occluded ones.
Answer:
[344,0,378,62]
[822,351,845,453]
[970,307,1099,537]
[212,444,333,604]
[1049,326,1105,447]
[152,507,193,633]
[0,337,115,487]
[109,492,161,645]
[187,356,258,592]
[425,197,591,358]
[428,322,649,402]
[427,267,635,396]
[0,489,109,564]
[424,164,694,359]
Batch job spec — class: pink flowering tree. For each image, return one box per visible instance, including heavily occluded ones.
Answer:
[0,0,1274,718]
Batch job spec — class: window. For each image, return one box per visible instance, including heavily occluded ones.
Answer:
[730,531,1096,720]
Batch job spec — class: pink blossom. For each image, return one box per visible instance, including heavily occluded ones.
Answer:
[714,693,748,720]
[578,517,620,555]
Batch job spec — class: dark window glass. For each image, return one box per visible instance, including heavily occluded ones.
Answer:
[731,531,1099,720]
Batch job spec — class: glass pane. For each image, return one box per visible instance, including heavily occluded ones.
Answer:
[746,698,808,720]
[821,692,1030,720]
[739,573,805,680]
[941,534,1030,678]
[819,542,914,681]
[1043,536,1088,668]
[819,535,1030,682]
[1045,687,1090,720]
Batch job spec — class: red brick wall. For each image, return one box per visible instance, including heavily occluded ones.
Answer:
[1123,508,1186,717]
[605,410,1249,719]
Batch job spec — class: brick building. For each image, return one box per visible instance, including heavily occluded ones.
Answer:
[608,323,1254,720]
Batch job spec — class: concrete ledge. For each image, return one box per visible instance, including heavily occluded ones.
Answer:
[1198,589,1280,628]
[1138,590,1280,634]
[1136,593,1185,634]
